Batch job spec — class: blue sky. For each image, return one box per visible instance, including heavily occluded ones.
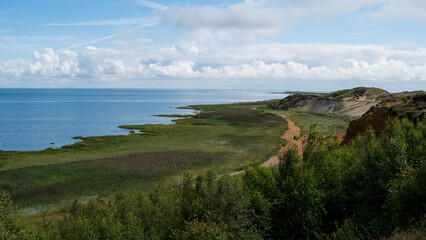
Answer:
[0,0,425,91]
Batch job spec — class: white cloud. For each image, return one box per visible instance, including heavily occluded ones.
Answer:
[25,48,79,76]
[148,61,198,78]
[160,0,426,42]
[2,0,426,90]
[162,1,298,36]
[109,38,153,46]
[1,44,426,87]
[269,0,426,22]
[366,0,426,21]
[282,0,384,19]
[159,0,384,32]
[200,59,426,82]
[44,1,425,34]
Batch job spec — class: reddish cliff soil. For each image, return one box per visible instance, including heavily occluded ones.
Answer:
[342,93,425,145]
[270,87,425,145]
[341,107,396,145]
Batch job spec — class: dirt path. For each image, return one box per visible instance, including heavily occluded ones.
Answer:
[230,114,302,176]
[262,114,302,168]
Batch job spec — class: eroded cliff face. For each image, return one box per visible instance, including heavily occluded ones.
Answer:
[270,87,425,145]
[270,87,388,117]
[341,107,396,145]
[342,93,425,144]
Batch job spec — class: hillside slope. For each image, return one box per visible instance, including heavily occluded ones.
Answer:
[269,87,425,144]
[342,92,425,144]
[270,87,389,117]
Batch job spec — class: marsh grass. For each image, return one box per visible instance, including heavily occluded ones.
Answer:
[0,100,353,210]
[197,109,279,127]
[266,109,351,135]
[0,101,287,209]
[2,152,225,207]
[154,114,194,118]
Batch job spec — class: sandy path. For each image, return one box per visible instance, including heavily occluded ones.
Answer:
[230,114,302,176]
[261,114,302,168]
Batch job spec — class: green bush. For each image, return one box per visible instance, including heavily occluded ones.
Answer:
[1,117,425,239]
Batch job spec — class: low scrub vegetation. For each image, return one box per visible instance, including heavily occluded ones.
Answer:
[0,102,287,208]
[1,118,424,239]
[1,152,225,207]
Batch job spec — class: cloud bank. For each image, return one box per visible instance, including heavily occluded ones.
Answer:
[160,0,426,35]
[1,44,425,88]
[2,0,426,89]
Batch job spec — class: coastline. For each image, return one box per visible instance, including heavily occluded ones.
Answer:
[0,89,282,151]
[0,99,289,209]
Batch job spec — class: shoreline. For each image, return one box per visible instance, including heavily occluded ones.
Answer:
[1,99,288,209]
[0,88,284,152]
[0,97,283,153]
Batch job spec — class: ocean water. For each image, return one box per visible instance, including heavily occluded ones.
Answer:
[0,89,284,151]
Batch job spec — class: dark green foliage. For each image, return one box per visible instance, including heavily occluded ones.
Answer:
[177,173,268,239]
[385,164,426,229]
[266,118,425,238]
[339,118,426,235]
[324,220,363,240]
[278,148,299,182]
[272,171,326,239]
[1,118,425,239]
[0,193,43,239]
[0,193,22,239]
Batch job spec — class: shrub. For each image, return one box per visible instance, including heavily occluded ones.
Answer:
[1,118,425,239]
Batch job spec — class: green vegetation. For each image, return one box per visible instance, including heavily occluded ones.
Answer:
[272,91,325,95]
[0,152,226,207]
[1,118,424,239]
[1,97,423,239]
[0,101,288,208]
[322,87,389,99]
[153,114,194,118]
[267,109,351,135]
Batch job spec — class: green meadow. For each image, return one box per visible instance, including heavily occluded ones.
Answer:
[1,100,423,239]
[0,99,352,213]
[0,100,296,209]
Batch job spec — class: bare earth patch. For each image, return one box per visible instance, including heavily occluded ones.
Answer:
[231,114,302,175]
[262,114,302,168]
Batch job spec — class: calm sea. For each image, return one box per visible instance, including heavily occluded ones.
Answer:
[0,89,284,151]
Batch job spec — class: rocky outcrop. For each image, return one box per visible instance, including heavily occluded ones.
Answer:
[342,92,425,144]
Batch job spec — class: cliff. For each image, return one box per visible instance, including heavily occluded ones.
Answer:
[342,92,425,144]
[270,87,389,117]
[269,87,425,144]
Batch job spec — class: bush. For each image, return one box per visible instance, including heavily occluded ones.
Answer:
[1,118,425,239]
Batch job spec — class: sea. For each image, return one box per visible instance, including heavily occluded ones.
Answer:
[0,89,284,151]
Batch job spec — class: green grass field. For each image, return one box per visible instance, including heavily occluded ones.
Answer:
[0,99,350,214]
[266,109,351,135]
[0,101,287,210]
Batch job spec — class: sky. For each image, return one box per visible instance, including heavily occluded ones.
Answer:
[0,0,425,91]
